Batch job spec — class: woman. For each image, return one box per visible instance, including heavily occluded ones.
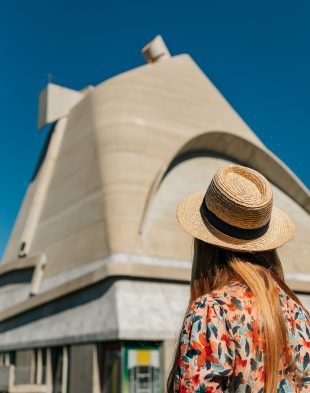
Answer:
[168,165,309,393]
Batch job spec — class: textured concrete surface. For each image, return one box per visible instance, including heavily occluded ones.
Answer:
[0,280,188,351]
[38,83,84,129]
[0,276,307,351]
[140,155,310,277]
[0,261,191,323]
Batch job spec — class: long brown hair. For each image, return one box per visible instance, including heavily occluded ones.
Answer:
[167,239,307,393]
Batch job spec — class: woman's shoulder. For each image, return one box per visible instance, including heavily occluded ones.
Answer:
[276,286,310,340]
[191,281,309,315]
[189,281,310,334]
[189,281,254,315]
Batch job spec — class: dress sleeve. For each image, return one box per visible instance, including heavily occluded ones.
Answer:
[175,298,235,393]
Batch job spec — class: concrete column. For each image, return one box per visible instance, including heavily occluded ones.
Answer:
[92,345,100,393]
[36,349,42,384]
[6,353,10,367]
[62,346,68,393]
[46,348,53,393]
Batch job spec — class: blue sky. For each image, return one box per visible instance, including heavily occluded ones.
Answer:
[0,0,309,260]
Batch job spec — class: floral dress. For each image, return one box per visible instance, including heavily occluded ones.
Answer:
[175,281,310,392]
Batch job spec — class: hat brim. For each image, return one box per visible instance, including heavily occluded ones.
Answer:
[176,192,295,252]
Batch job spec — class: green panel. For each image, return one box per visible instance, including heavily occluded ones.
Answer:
[123,344,161,393]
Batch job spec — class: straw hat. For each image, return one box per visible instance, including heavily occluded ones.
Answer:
[176,165,295,252]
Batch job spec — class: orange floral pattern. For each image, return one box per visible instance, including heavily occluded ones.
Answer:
[175,282,310,392]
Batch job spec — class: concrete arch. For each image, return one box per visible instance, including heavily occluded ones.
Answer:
[140,131,310,234]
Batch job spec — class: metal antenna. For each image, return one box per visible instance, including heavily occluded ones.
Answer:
[44,73,55,84]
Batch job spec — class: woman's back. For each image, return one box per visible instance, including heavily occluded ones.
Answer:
[175,281,310,392]
[171,165,310,393]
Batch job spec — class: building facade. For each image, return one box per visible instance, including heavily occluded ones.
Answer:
[0,36,309,393]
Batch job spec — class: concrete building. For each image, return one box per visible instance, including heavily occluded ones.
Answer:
[0,36,309,393]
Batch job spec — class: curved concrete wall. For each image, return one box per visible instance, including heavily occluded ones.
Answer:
[140,155,310,277]
[3,54,309,283]
[160,132,309,211]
